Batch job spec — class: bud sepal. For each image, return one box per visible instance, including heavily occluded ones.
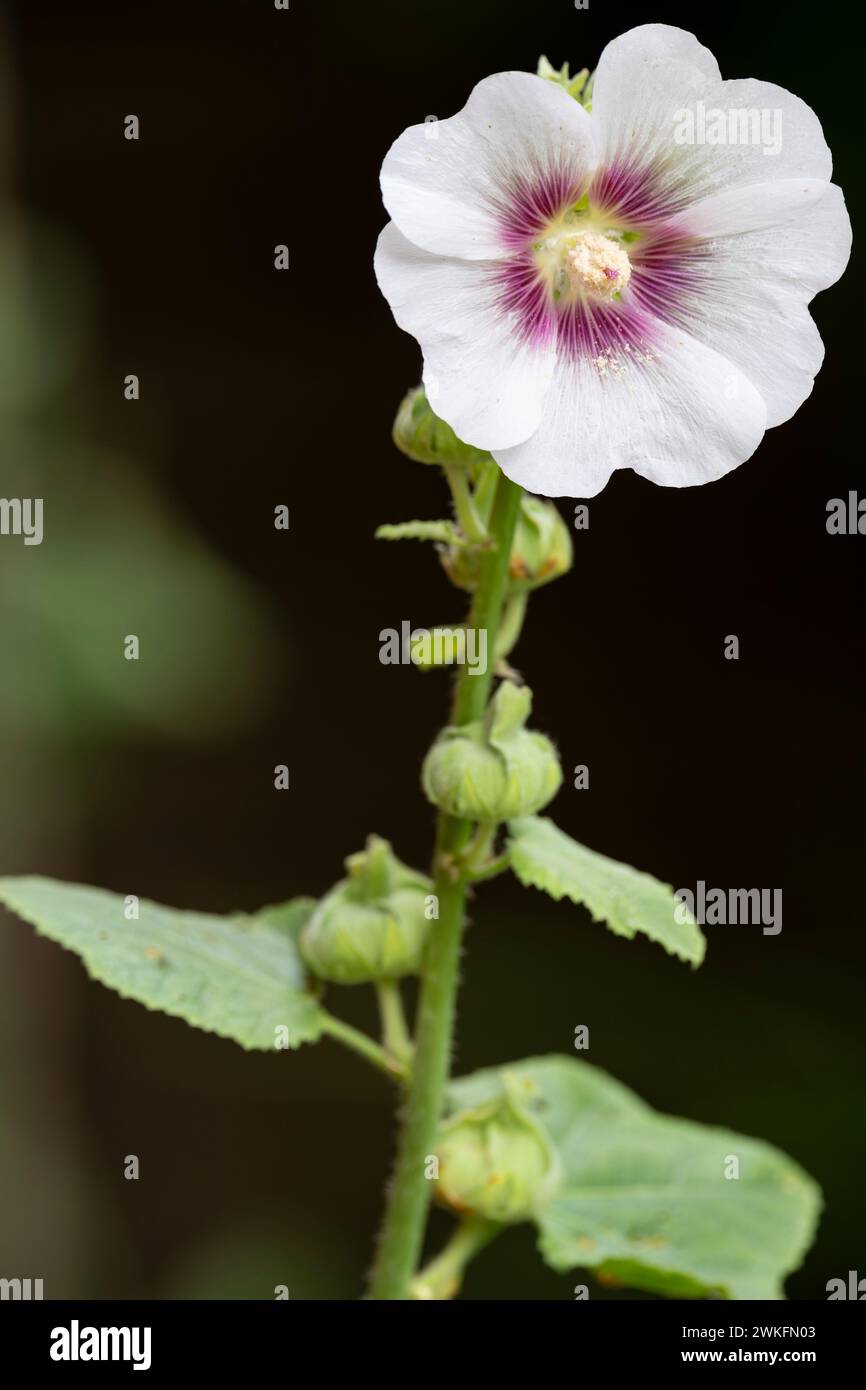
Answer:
[299,836,432,986]
[421,681,562,823]
[434,1074,560,1223]
[392,385,491,469]
[441,491,572,593]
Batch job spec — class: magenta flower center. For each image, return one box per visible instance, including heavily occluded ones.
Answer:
[494,162,705,365]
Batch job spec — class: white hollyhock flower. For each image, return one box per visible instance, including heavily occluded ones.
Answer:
[374,25,851,497]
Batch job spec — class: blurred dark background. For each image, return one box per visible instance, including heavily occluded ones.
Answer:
[0,0,862,1299]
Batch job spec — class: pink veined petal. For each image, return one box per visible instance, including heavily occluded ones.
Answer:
[590,24,833,213]
[374,27,850,500]
[492,323,767,498]
[374,220,557,451]
[668,181,852,425]
[380,71,599,261]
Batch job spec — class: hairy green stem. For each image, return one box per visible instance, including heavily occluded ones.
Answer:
[460,822,497,873]
[444,463,488,544]
[410,1215,503,1300]
[369,469,523,1299]
[320,1012,409,1083]
[376,979,413,1066]
[467,849,511,883]
[496,587,529,659]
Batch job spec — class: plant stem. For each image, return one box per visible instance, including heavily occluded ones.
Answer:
[496,587,529,659]
[376,980,413,1066]
[368,469,523,1299]
[467,850,511,883]
[460,822,496,873]
[444,463,488,544]
[410,1215,503,1300]
[320,1012,409,1083]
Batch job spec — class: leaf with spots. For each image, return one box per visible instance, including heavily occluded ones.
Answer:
[448,1055,820,1300]
[0,877,323,1050]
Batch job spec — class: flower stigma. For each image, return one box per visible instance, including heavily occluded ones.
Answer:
[533,214,633,305]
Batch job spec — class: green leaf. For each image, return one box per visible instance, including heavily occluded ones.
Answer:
[507,816,704,965]
[0,877,323,1050]
[449,1056,821,1300]
[375,520,461,545]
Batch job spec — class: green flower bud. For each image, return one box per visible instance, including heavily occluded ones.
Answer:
[536,55,593,108]
[507,495,573,590]
[435,1076,559,1223]
[421,680,562,823]
[300,836,432,985]
[409,625,473,672]
[441,493,572,593]
[393,385,490,468]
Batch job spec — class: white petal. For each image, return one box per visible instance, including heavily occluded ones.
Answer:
[675,182,851,425]
[492,324,767,498]
[380,71,598,260]
[374,221,557,450]
[682,178,831,237]
[591,24,832,206]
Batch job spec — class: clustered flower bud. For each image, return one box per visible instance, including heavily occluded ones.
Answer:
[422,680,562,823]
[435,1078,559,1223]
[536,54,592,107]
[441,491,572,593]
[507,494,573,589]
[392,385,491,468]
[299,835,432,985]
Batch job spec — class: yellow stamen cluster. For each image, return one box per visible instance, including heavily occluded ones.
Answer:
[534,221,633,305]
[564,232,631,299]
